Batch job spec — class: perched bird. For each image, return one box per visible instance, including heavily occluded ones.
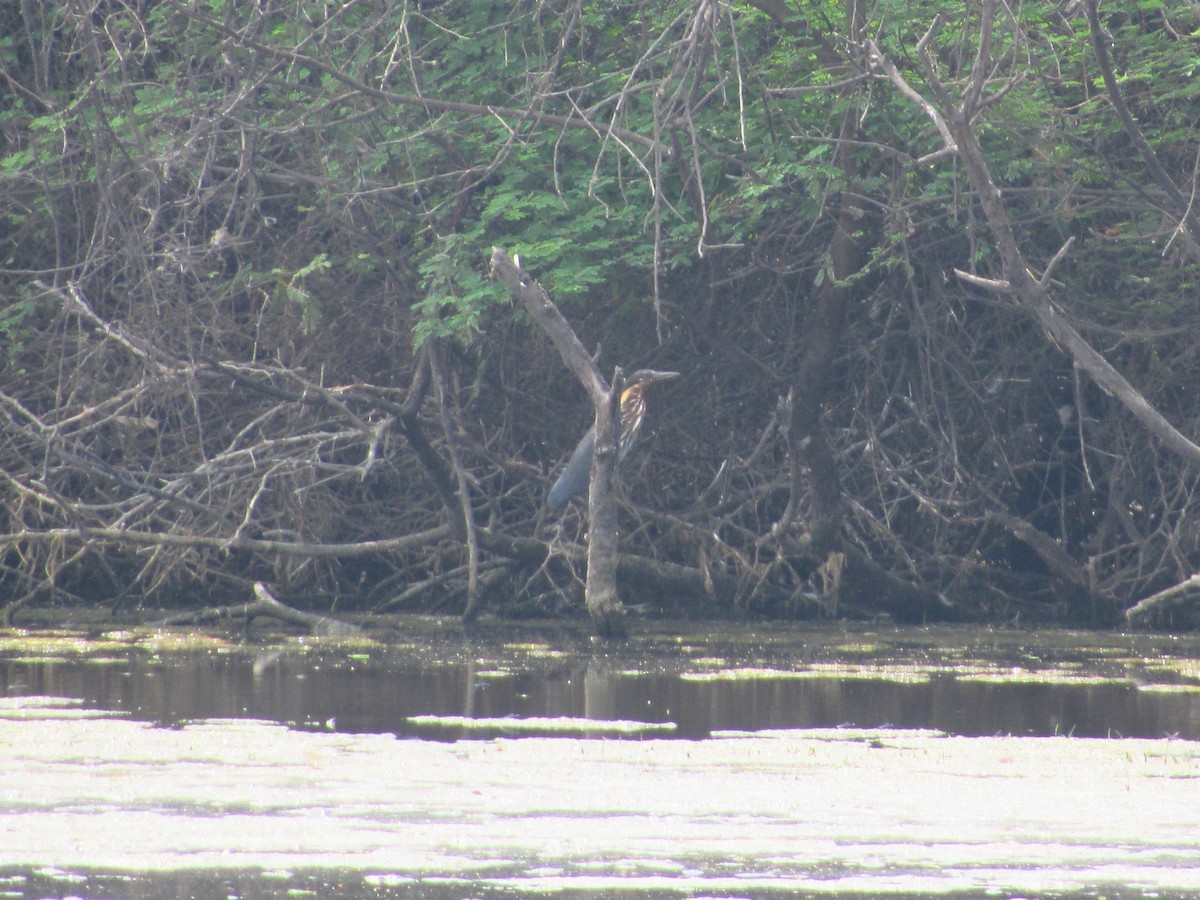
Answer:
[547,369,679,508]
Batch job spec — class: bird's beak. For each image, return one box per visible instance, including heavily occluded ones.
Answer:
[642,370,680,383]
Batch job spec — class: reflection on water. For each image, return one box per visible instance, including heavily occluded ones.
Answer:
[3,645,1199,740]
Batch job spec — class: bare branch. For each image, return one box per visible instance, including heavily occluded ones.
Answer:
[489,248,608,408]
[0,524,455,558]
[865,39,958,154]
[877,14,1200,472]
[953,268,1012,293]
[1039,236,1076,288]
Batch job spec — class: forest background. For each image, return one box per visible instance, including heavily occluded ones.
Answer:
[2,0,1200,630]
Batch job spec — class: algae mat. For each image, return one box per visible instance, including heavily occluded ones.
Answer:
[2,697,1199,897]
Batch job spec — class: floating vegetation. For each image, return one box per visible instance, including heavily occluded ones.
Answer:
[405,715,677,736]
[832,642,884,655]
[957,670,1133,686]
[799,662,938,683]
[0,697,116,720]
[681,663,944,684]
[4,621,1200,743]
[1142,658,1200,681]
[683,656,730,668]
[1138,683,1200,694]
[680,667,810,682]
[500,643,569,660]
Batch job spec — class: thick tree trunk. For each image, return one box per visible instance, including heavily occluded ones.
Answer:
[777,0,869,605]
[788,118,864,554]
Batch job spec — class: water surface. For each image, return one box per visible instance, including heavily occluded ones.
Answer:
[2,623,1198,740]
[3,622,1200,900]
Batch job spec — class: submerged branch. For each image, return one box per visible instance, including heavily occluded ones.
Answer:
[155,583,364,636]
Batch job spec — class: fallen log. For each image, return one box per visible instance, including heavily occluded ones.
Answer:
[1125,574,1200,625]
[155,583,364,637]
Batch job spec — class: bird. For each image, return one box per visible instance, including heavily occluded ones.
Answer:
[547,369,679,508]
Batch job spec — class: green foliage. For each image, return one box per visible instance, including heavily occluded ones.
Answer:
[414,234,500,347]
[0,285,48,376]
[0,296,37,353]
[270,254,330,336]
[0,0,1193,344]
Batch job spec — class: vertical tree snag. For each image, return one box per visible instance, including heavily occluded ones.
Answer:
[489,248,627,637]
[585,367,627,638]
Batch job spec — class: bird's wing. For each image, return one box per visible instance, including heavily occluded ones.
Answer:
[547,425,596,508]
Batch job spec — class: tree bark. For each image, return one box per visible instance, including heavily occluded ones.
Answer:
[585,369,628,638]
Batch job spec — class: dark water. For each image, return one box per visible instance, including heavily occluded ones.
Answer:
[3,636,1199,740]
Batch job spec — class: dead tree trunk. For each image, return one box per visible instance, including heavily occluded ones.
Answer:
[584,368,627,637]
[489,247,627,637]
